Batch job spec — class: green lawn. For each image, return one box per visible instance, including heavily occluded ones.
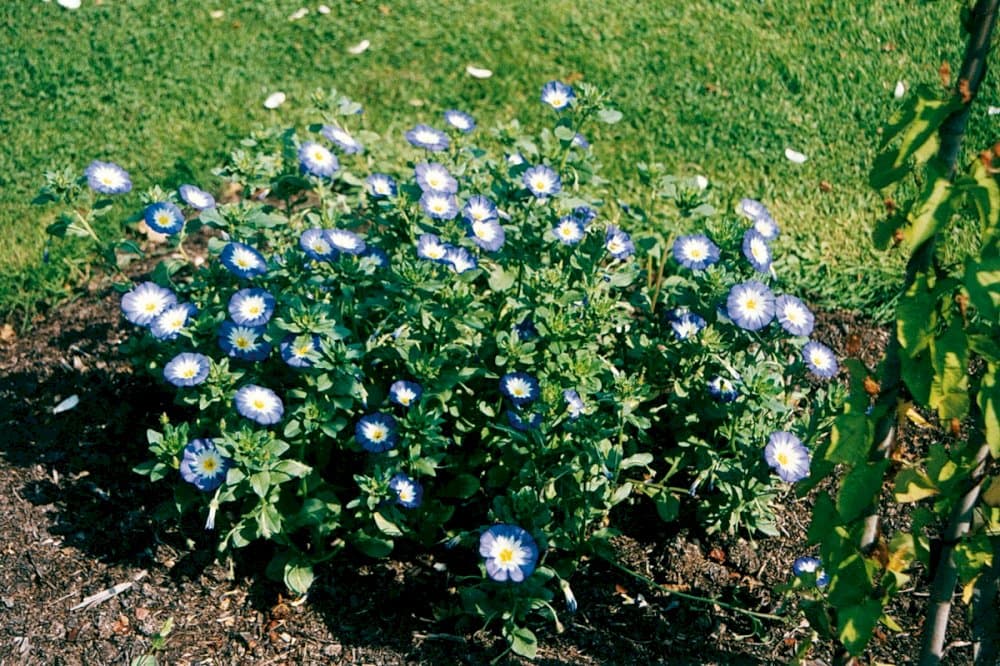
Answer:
[0,0,988,322]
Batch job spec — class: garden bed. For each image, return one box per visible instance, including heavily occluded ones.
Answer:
[0,277,973,665]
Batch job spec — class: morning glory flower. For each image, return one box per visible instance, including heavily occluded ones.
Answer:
[279,334,321,368]
[360,246,389,270]
[500,372,539,406]
[765,431,810,483]
[414,162,458,193]
[563,389,585,418]
[163,352,211,387]
[419,191,459,220]
[670,311,707,340]
[726,281,775,331]
[480,524,540,583]
[121,281,176,326]
[218,321,270,361]
[507,409,542,431]
[389,380,422,407]
[144,201,185,235]
[469,219,505,252]
[572,206,597,225]
[707,376,739,403]
[235,384,284,425]
[523,165,561,198]
[355,412,399,452]
[738,198,770,222]
[775,295,815,337]
[443,109,476,133]
[367,173,398,198]
[552,216,585,245]
[540,80,575,110]
[300,228,337,261]
[673,234,720,270]
[298,141,339,178]
[220,242,267,278]
[389,472,423,509]
[151,302,198,340]
[463,195,498,223]
[321,124,363,154]
[792,556,830,587]
[84,160,132,195]
[180,438,231,492]
[803,341,839,378]
[742,229,772,274]
[514,317,539,341]
[605,225,635,259]
[506,152,526,166]
[325,228,366,255]
[416,234,450,262]
[228,288,275,327]
[754,215,780,241]
[405,124,450,152]
[445,246,477,273]
[178,184,215,210]
[571,133,590,149]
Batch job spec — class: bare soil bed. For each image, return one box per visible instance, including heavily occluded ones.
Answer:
[0,283,971,665]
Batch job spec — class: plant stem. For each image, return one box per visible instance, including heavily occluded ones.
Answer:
[602,556,787,623]
[972,535,1000,665]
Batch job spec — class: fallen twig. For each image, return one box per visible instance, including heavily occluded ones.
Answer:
[70,570,147,611]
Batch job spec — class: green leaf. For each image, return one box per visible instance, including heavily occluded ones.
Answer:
[655,492,680,522]
[510,626,538,659]
[258,505,282,538]
[250,471,271,498]
[353,531,394,558]
[487,265,516,292]
[373,511,403,537]
[283,560,315,596]
[439,473,480,499]
[980,363,1000,458]
[621,453,653,469]
[837,460,890,522]
[838,598,883,656]
[826,412,871,465]
[965,255,1000,320]
[808,493,839,544]
[273,459,311,478]
[894,467,939,503]
[553,125,576,141]
[902,173,952,252]
[597,108,623,124]
[130,656,157,666]
[870,89,961,190]
[929,321,969,420]
[896,271,934,357]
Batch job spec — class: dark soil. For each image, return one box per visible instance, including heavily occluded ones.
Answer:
[0,276,974,665]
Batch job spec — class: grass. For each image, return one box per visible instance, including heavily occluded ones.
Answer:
[1,0,991,324]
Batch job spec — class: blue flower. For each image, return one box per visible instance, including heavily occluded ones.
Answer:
[753,215,780,241]
[707,376,739,403]
[325,228,366,255]
[552,216,585,245]
[738,198,780,240]
[356,413,399,452]
[144,201,185,235]
[523,165,561,198]
[414,162,458,193]
[507,408,542,431]
[218,321,271,361]
[419,191,459,220]
[228,288,275,327]
[405,124,450,152]
[572,133,590,149]
[151,302,198,340]
[164,352,211,387]
[180,438,231,492]
[803,341,839,378]
[389,472,423,509]
[463,195,498,223]
[235,384,284,425]
[220,242,267,278]
[469,219,505,252]
[775,295,815,337]
[416,234,450,262]
[443,109,476,133]
[572,206,597,225]
[540,80,575,110]
[742,229,772,274]
[389,380,422,407]
[121,281,176,326]
[178,184,215,210]
[764,431,810,483]
[670,311,706,340]
[673,234,720,270]
[605,225,635,259]
[480,524,540,583]
[367,173,398,198]
[506,152,526,166]
[298,141,339,177]
[726,281,775,331]
[321,125,363,154]
[514,317,539,341]
[300,228,337,261]
[445,245,478,273]
[500,372,539,406]
[563,389,585,418]
[85,160,131,195]
[792,556,830,587]
[360,246,389,270]
[279,334,321,368]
